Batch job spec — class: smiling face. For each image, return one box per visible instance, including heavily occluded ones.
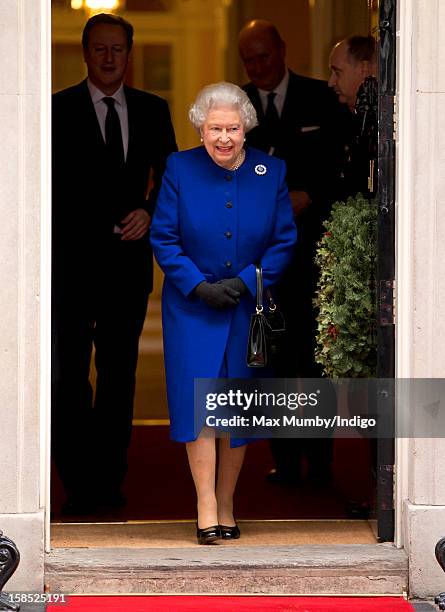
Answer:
[200,107,245,169]
[328,41,369,111]
[83,23,130,95]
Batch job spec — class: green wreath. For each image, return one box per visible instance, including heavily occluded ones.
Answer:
[314,194,378,378]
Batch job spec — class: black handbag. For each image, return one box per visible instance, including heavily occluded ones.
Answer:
[246,264,286,368]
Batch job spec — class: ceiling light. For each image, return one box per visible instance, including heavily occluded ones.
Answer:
[71,0,121,10]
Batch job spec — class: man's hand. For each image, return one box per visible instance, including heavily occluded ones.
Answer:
[289,190,311,218]
[194,281,240,310]
[120,209,151,241]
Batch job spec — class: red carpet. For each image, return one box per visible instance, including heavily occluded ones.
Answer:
[52,427,373,521]
[47,595,414,611]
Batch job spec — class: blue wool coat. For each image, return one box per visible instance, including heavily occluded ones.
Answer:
[150,146,297,444]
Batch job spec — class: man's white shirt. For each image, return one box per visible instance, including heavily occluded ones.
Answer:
[87,79,128,232]
[257,69,290,118]
[87,79,129,161]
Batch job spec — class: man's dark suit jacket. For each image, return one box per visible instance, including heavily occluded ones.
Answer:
[52,79,177,293]
[51,80,177,498]
[244,70,347,377]
[244,71,343,476]
[244,70,346,213]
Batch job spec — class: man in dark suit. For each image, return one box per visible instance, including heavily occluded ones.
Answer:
[52,13,177,514]
[238,20,343,485]
[328,35,377,200]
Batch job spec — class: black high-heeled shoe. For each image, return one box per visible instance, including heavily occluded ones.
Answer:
[219,523,240,539]
[196,524,221,545]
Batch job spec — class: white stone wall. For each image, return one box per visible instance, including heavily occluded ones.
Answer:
[397,0,445,599]
[0,0,46,591]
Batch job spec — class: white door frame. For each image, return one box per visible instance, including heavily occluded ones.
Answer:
[39,0,409,552]
[40,0,52,553]
[394,0,414,549]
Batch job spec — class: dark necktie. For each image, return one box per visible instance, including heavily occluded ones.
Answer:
[103,96,124,168]
[265,92,279,121]
[264,92,280,147]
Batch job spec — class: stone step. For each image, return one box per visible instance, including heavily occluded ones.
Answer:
[45,543,408,595]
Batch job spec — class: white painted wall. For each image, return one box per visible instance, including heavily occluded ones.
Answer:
[397,0,445,598]
[0,0,47,591]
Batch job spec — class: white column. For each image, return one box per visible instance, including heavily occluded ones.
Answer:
[397,0,445,598]
[175,0,229,149]
[309,0,334,80]
[309,0,369,80]
[0,0,49,590]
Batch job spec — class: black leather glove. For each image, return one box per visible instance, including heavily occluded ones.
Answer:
[218,277,247,295]
[194,281,240,310]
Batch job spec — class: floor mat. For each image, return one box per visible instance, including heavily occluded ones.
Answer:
[50,519,376,548]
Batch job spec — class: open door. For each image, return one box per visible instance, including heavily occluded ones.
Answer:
[376,0,396,542]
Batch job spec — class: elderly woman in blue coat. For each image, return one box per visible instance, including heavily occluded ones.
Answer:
[150,82,296,544]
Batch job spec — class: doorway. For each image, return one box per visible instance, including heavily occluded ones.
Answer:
[49,0,394,545]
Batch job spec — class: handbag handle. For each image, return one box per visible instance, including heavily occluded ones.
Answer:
[255,264,264,314]
[255,264,277,314]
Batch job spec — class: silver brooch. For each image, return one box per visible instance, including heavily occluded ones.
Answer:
[254,164,267,175]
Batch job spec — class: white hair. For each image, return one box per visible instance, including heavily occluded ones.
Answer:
[189,81,258,132]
